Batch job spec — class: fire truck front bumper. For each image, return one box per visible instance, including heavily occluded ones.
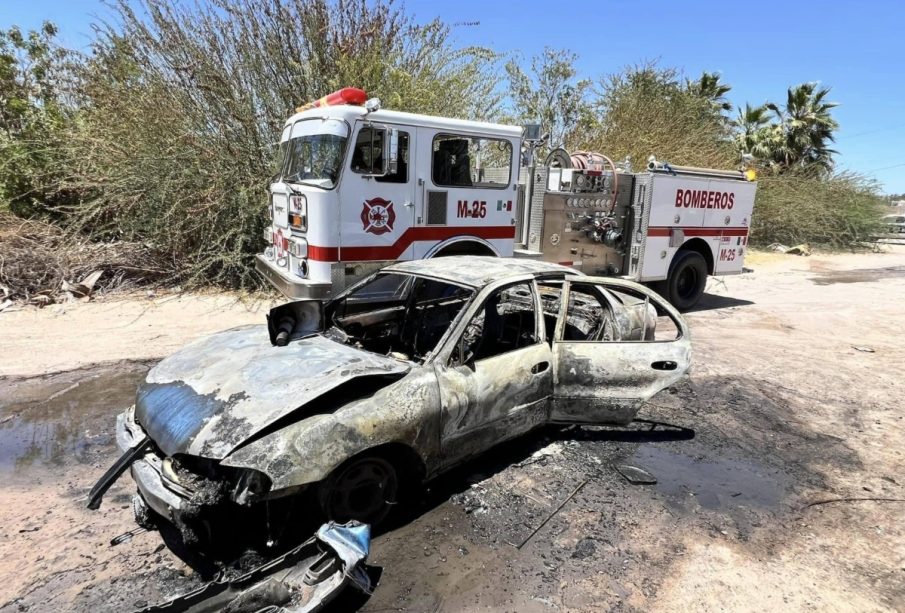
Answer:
[255,254,332,300]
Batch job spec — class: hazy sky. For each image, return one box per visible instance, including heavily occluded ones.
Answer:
[6,0,904,193]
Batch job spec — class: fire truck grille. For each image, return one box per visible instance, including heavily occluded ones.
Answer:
[426,191,448,225]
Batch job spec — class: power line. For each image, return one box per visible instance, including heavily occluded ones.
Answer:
[837,124,905,141]
[865,162,905,173]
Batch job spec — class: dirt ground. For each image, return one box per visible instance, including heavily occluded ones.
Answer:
[0,248,903,612]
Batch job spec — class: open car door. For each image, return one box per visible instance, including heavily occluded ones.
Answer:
[549,277,691,425]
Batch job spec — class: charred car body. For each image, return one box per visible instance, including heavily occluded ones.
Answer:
[89,256,691,548]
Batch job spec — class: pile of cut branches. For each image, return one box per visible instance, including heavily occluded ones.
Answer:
[0,212,172,306]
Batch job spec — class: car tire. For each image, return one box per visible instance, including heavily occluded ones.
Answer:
[319,455,399,527]
[664,250,708,311]
[132,493,157,530]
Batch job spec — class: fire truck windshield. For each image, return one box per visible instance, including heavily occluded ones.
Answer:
[281,118,349,189]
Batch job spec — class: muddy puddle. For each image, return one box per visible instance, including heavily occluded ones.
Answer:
[626,445,788,512]
[809,265,905,285]
[0,364,148,477]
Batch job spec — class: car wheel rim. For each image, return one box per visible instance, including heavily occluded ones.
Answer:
[328,458,397,524]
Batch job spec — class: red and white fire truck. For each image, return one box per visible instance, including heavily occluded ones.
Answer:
[256,88,757,309]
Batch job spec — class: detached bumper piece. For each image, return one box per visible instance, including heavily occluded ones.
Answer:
[136,521,377,613]
[86,436,152,510]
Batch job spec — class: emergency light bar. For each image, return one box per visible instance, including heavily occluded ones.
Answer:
[295,87,368,113]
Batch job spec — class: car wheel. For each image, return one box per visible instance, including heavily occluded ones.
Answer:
[665,250,708,311]
[320,455,399,526]
[132,493,157,530]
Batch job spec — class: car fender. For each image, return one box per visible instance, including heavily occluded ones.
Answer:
[221,367,441,493]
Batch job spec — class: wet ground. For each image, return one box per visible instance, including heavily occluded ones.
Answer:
[1,249,904,611]
[809,265,905,285]
[0,364,795,612]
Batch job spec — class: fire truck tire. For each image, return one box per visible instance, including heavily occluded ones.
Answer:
[664,249,707,311]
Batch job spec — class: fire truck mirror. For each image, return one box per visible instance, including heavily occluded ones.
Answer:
[386,128,399,175]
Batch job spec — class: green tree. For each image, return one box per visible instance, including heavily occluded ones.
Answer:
[0,22,75,217]
[686,71,732,113]
[733,102,775,159]
[766,82,839,174]
[67,0,503,288]
[504,47,592,151]
[582,64,735,169]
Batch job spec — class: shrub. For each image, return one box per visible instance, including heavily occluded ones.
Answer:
[751,172,886,248]
[578,64,736,170]
[64,0,501,289]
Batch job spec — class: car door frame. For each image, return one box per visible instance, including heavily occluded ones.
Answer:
[430,275,554,469]
[549,277,691,425]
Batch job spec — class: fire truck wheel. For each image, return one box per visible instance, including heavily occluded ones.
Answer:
[665,250,707,311]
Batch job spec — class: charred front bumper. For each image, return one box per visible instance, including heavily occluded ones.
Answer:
[92,406,276,545]
[115,407,191,524]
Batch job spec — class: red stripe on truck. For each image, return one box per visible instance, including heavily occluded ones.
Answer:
[307,225,516,262]
[647,226,749,238]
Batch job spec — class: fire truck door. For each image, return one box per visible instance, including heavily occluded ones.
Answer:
[341,125,417,261]
[549,277,691,425]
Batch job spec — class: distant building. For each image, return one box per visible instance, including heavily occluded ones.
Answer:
[891,200,905,208]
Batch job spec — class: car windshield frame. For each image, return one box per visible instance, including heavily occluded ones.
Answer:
[280,117,351,190]
[324,271,478,363]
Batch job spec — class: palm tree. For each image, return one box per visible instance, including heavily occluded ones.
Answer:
[734,103,774,159]
[767,82,839,174]
[687,71,732,112]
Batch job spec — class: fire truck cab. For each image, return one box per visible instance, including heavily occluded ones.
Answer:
[257,90,757,309]
[256,97,520,300]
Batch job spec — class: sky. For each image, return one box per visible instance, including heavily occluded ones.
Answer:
[4,0,904,194]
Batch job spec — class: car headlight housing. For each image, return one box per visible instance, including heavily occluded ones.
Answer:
[232,468,273,506]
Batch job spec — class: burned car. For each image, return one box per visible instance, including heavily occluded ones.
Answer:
[89,256,690,547]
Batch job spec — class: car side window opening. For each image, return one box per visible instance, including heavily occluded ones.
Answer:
[605,287,679,342]
[537,281,565,345]
[351,127,409,181]
[560,283,620,342]
[454,282,539,365]
[326,273,473,362]
[431,134,512,188]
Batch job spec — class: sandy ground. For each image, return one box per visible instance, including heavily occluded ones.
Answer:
[0,247,903,612]
[0,291,277,378]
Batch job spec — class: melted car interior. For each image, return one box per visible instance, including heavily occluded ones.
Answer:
[537,281,620,342]
[324,272,671,362]
[325,273,475,361]
[453,282,540,365]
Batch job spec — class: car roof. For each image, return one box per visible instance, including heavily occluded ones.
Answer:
[384,256,579,288]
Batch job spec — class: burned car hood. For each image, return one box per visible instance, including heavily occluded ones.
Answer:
[135,325,411,459]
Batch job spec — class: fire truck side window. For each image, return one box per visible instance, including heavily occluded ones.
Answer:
[376,131,409,184]
[350,127,385,175]
[432,134,512,189]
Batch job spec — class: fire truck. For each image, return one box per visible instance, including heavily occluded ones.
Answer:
[256,88,757,309]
